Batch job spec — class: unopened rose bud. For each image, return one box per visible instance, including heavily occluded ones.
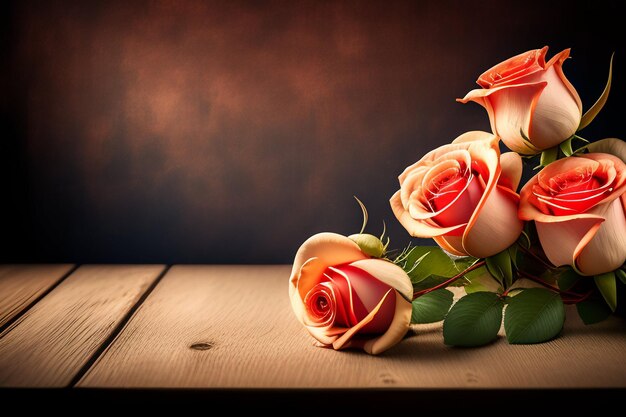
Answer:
[348,233,385,258]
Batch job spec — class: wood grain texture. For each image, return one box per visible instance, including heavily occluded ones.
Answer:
[0,264,74,328]
[0,265,164,387]
[80,265,626,389]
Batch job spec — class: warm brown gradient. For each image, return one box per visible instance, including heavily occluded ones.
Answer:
[1,0,624,262]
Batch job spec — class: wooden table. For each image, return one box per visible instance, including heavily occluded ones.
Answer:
[1,264,625,410]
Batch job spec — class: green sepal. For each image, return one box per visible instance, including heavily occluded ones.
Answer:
[540,147,558,167]
[594,272,617,312]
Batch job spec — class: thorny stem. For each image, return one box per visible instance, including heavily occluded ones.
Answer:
[562,289,594,305]
[412,260,486,300]
[517,270,590,301]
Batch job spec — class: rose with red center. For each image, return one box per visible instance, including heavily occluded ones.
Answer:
[519,139,626,275]
[390,131,524,258]
[458,46,582,154]
[289,232,413,354]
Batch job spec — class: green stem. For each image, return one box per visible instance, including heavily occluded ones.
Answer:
[412,260,486,300]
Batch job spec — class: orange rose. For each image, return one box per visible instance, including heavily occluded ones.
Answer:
[390,131,523,258]
[519,139,626,275]
[289,232,412,354]
[458,46,582,154]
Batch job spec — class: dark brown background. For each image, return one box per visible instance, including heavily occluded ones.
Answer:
[1,0,624,263]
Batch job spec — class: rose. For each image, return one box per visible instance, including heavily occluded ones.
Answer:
[289,232,412,354]
[519,139,626,275]
[457,46,582,154]
[390,131,523,258]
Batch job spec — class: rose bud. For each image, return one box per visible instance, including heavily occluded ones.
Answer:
[458,46,582,154]
[390,131,524,258]
[289,232,413,355]
[519,140,626,275]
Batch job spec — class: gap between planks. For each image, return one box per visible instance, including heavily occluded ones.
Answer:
[0,264,77,335]
[0,265,167,387]
[67,265,171,387]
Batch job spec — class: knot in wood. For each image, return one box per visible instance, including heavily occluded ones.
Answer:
[189,342,214,351]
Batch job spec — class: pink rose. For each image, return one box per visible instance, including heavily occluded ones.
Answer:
[458,46,582,154]
[390,131,524,258]
[289,232,412,354]
[519,139,626,275]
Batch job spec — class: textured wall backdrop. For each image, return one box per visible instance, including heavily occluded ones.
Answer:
[1,0,624,263]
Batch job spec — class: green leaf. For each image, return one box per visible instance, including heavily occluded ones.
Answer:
[616,269,626,285]
[464,266,502,294]
[443,292,503,347]
[579,53,614,131]
[507,245,519,269]
[411,289,454,324]
[556,268,583,291]
[576,297,612,325]
[559,136,574,156]
[504,288,565,344]
[454,256,478,272]
[402,246,458,283]
[410,275,446,292]
[486,249,513,288]
[506,278,545,295]
[594,272,617,312]
[540,147,558,167]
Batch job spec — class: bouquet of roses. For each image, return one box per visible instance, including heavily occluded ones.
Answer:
[289,46,625,354]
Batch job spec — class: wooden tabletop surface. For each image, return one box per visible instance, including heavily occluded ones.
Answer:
[1,264,625,390]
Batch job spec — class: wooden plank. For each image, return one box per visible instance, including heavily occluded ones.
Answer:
[0,264,74,329]
[80,265,626,388]
[0,265,164,387]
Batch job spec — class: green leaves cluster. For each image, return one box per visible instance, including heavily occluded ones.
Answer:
[442,288,566,347]
[400,238,624,348]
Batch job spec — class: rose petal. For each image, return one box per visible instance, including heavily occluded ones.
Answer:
[537,157,601,193]
[325,268,359,326]
[583,153,626,201]
[363,292,412,355]
[430,175,483,230]
[477,46,548,88]
[332,289,393,350]
[520,154,626,220]
[331,265,392,330]
[390,190,465,237]
[290,232,366,300]
[290,258,324,325]
[458,84,547,154]
[463,185,524,258]
[459,138,523,258]
[348,259,413,302]
[526,66,582,150]
[433,235,466,256]
[499,152,523,191]
[303,324,341,346]
[451,130,499,145]
[535,217,603,270]
[576,198,626,275]
[587,139,626,164]
[544,48,582,114]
